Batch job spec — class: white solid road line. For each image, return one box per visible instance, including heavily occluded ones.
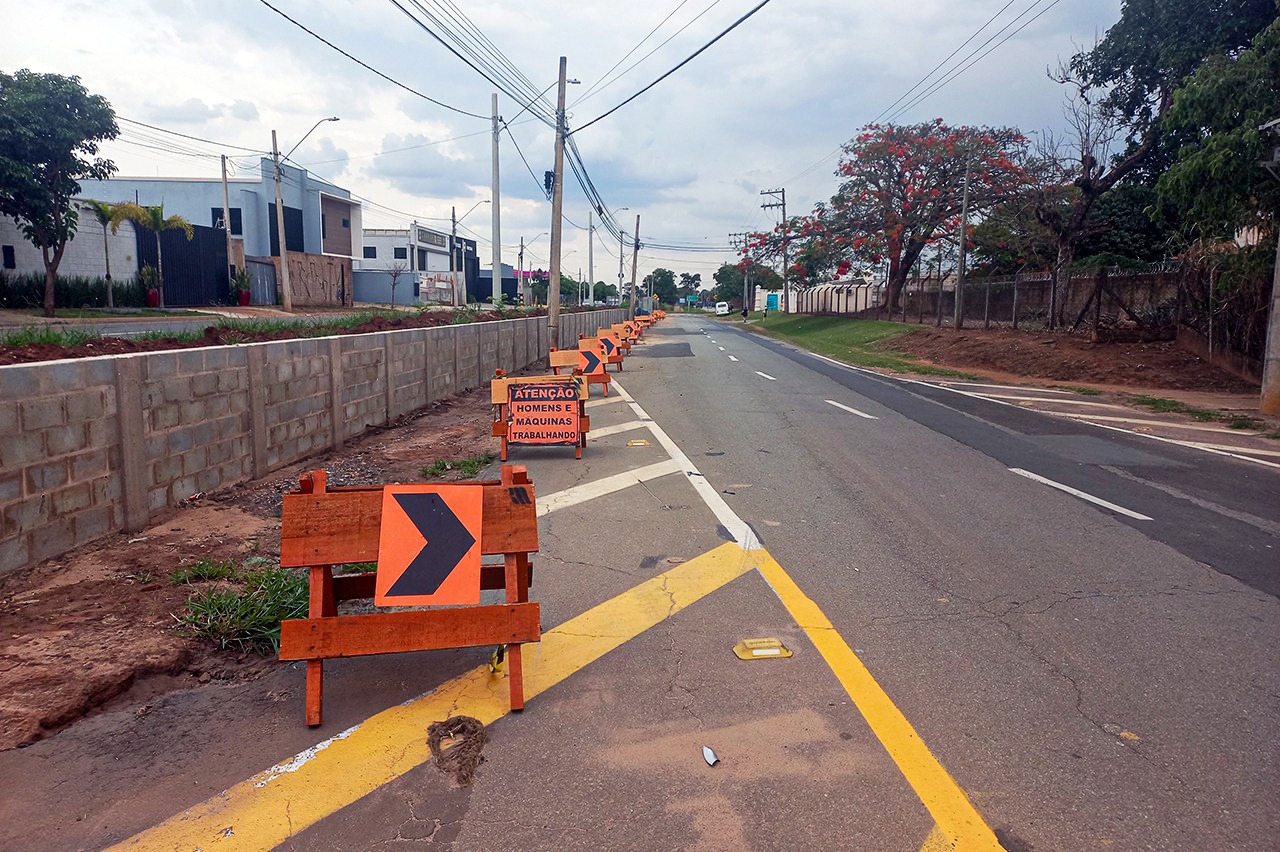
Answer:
[825,399,878,420]
[588,420,647,439]
[728,355,739,362]
[536,458,684,517]
[613,380,761,549]
[755,371,777,381]
[1008,468,1153,521]
[940,381,1074,394]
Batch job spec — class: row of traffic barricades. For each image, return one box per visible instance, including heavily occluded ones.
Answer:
[277,310,666,725]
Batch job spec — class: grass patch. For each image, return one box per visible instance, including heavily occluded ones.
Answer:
[335,561,378,575]
[172,562,309,654]
[171,558,239,584]
[422,452,497,479]
[0,325,100,347]
[745,314,980,379]
[1263,431,1280,440]
[13,307,202,319]
[1060,386,1102,396]
[1128,395,1264,429]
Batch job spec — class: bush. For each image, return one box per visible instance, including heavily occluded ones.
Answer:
[0,271,146,309]
[172,561,309,654]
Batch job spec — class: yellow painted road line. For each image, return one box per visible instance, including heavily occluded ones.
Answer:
[753,550,1002,851]
[110,542,755,852]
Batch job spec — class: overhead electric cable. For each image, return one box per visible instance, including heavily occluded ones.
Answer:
[570,0,697,106]
[257,0,488,120]
[118,117,266,153]
[570,0,774,135]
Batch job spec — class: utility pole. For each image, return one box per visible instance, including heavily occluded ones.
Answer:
[450,206,459,306]
[491,93,503,307]
[760,189,788,312]
[547,56,568,351]
[271,130,293,312]
[729,232,751,311]
[587,209,594,307]
[1260,119,1280,414]
[629,214,641,320]
[953,155,973,329]
[220,154,234,284]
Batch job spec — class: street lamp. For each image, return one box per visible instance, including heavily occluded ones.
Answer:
[272,116,339,312]
[450,199,490,306]
[519,232,547,305]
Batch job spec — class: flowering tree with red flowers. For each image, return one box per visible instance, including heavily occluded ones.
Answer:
[827,120,1030,310]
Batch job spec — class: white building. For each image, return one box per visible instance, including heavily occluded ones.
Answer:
[360,224,453,274]
[1,200,139,282]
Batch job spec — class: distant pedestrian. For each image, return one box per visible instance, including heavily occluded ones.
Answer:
[763,306,769,320]
[741,307,749,323]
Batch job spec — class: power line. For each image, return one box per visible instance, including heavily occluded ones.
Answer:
[570,0,708,108]
[117,117,267,154]
[869,0,1020,125]
[571,0,775,135]
[256,0,488,120]
[885,0,1064,123]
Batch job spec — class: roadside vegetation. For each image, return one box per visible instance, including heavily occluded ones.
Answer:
[736,313,980,379]
[170,557,308,654]
[422,452,497,479]
[1127,395,1267,432]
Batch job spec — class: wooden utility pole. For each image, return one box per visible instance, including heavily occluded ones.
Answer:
[450,206,459,306]
[547,57,568,351]
[629,214,641,320]
[221,154,234,287]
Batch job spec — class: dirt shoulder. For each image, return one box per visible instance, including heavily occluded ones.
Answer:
[0,388,497,751]
[882,325,1260,397]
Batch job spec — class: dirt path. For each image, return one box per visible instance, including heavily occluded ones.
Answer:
[0,389,496,750]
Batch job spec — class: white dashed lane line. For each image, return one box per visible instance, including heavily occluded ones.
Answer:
[728,355,739,362]
[755,371,777,381]
[825,399,878,420]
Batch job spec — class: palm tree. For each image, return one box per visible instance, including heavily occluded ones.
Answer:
[112,202,193,308]
[83,199,122,308]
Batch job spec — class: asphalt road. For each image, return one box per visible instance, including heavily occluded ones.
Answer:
[1,313,1275,851]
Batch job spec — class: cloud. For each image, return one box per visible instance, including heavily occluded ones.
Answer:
[363,132,487,198]
[229,99,259,121]
[145,97,221,124]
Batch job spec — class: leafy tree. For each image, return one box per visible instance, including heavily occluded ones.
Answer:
[787,120,1028,309]
[1070,0,1276,135]
[1157,15,1280,240]
[0,70,117,317]
[83,199,126,307]
[969,199,1057,275]
[112,203,193,308]
[642,267,677,305]
[593,281,618,303]
[677,272,702,300]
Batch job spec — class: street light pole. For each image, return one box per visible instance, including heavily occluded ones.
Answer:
[272,117,338,313]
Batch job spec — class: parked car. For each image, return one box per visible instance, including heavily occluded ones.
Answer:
[714,301,730,316]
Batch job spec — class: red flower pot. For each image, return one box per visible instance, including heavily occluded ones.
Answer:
[237,290,251,306]
[145,288,160,308]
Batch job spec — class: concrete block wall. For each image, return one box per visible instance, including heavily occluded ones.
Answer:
[0,359,122,571]
[0,309,626,576]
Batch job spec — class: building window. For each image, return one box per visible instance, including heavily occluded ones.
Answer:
[2,245,14,269]
[393,246,407,260]
[417,248,427,270]
[322,214,327,233]
[363,246,377,259]
[209,207,242,236]
[342,218,350,228]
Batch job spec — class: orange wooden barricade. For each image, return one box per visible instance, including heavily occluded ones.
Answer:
[278,466,540,726]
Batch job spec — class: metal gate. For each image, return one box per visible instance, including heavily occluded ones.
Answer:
[135,223,229,306]
[245,257,277,306]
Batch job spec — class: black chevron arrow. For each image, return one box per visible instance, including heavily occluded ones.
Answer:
[601,338,616,356]
[386,493,476,598]
[580,348,602,374]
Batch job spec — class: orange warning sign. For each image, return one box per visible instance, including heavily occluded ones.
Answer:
[507,380,580,445]
[375,485,483,607]
[578,343,605,374]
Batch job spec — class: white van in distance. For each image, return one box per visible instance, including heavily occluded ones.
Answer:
[714,301,730,316]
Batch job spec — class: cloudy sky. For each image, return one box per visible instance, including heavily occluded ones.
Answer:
[3,0,1121,285]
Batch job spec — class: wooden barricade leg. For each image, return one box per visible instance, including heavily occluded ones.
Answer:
[501,465,528,711]
[300,471,334,727]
